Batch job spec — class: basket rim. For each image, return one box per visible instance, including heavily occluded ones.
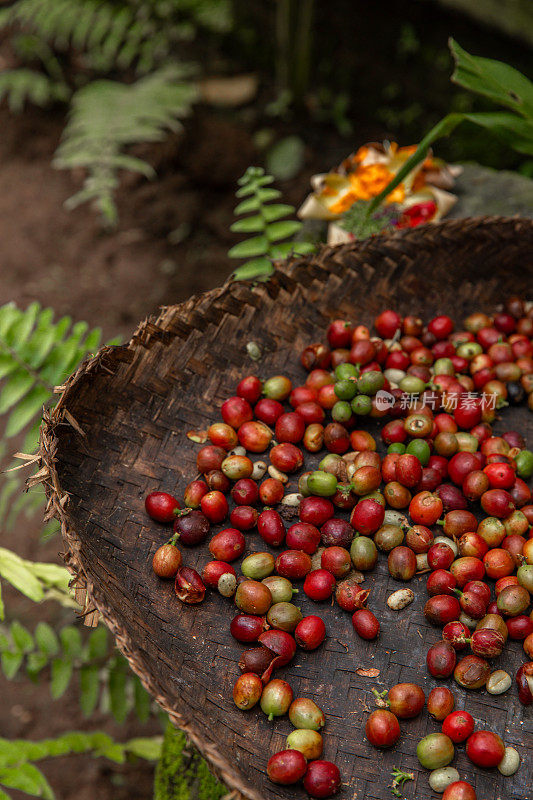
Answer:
[36,214,533,800]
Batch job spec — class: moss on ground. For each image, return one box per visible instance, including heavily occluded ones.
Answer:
[154,721,226,800]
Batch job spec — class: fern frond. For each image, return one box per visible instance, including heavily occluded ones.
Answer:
[0,729,161,799]
[53,66,197,224]
[0,301,112,540]
[0,301,103,439]
[0,547,75,610]
[0,69,69,112]
[0,621,153,723]
[229,167,315,280]
[0,0,231,75]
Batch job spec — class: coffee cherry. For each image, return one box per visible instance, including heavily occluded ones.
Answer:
[235,580,272,614]
[304,569,336,601]
[233,673,263,710]
[260,678,293,720]
[289,698,325,730]
[295,615,326,650]
[174,568,205,604]
[303,761,341,798]
[365,709,400,748]
[267,750,307,785]
[152,544,182,578]
[261,602,302,633]
[352,609,379,640]
[145,491,180,523]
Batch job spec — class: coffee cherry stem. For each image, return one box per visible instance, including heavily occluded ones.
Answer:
[390,768,414,798]
[371,688,389,708]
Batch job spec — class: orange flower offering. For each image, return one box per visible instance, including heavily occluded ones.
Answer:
[298,141,461,242]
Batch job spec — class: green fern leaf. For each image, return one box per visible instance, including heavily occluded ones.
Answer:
[0,301,116,543]
[50,657,73,700]
[229,168,315,280]
[53,67,197,223]
[34,622,59,657]
[108,660,129,723]
[79,665,100,716]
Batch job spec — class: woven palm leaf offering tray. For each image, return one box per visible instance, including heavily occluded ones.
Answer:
[41,217,533,800]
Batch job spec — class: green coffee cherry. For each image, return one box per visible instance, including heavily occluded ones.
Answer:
[288,698,325,730]
[399,375,426,394]
[357,370,385,396]
[334,378,357,400]
[332,400,352,423]
[351,395,372,415]
[406,439,430,466]
[335,363,358,380]
[286,729,323,760]
[307,470,338,497]
[516,449,533,479]
[241,552,275,580]
[456,341,482,359]
[262,576,297,604]
[388,443,406,454]
[260,679,293,721]
[267,602,303,632]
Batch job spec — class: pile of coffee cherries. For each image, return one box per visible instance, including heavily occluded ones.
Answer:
[146,296,533,800]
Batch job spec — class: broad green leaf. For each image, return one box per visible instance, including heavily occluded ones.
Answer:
[10,621,33,653]
[59,626,83,659]
[35,622,59,657]
[265,220,302,241]
[0,370,35,414]
[79,665,100,716]
[4,384,50,437]
[236,176,273,196]
[0,583,3,621]
[450,38,533,117]
[0,549,44,602]
[0,482,19,524]
[40,321,89,385]
[50,657,73,699]
[108,661,129,723]
[237,168,272,186]
[461,111,533,156]
[95,743,125,763]
[230,215,266,233]
[87,626,108,660]
[1,651,23,680]
[228,235,269,258]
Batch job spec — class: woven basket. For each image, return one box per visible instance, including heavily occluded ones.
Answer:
[40,217,533,800]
